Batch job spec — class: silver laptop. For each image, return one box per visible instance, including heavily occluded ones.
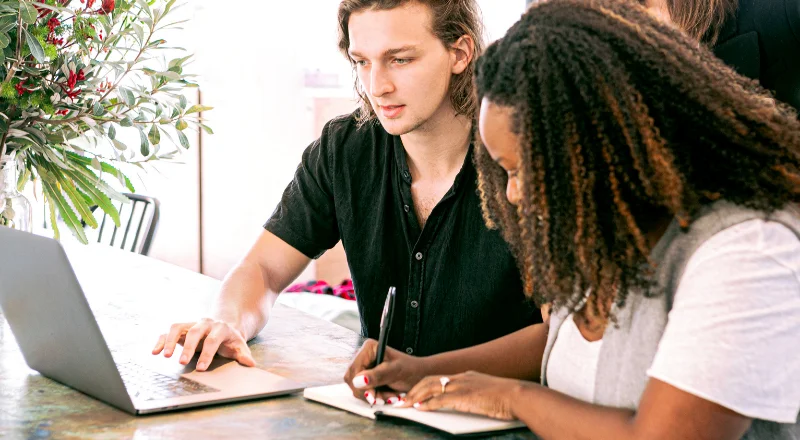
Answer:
[0,226,304,415]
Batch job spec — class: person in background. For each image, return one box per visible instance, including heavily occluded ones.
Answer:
[152,0,541,375]
[644,0,800,111]
[344,1,800,438]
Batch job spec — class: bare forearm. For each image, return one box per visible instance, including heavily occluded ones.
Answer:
[421,323,548,381]
[511,382,637,440]
[213,259,279,341]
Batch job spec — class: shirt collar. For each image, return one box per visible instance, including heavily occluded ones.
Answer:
[392,135,476,192]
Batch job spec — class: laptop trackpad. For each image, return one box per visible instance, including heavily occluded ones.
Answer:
[142,352,302,395]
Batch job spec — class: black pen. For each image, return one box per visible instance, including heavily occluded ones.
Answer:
[371,286,396,406]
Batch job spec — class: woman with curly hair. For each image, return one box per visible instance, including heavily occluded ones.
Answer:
[342,0,800,438]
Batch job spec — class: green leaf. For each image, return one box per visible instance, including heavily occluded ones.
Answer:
[111,139,127,151]
[168,54,192,69]
[93,102,105,117]
[61,150,135,194]
[108,124,116,139]
[24,29,45,63]
[119,88,135,106]
[0,16,15,34]
[178,94,187,109]
[62,168,121,227]
[16,167,30,192]
[133,23,144,44]
[177,129,190,149]
[42,179,88,244]
[138,127,150,156]
[19,1,37,25]
[0,32,9,49]
[120,116,133,127]
[200,124,214,135]
[56,172,99,229]
[45,195,60,241]
[184,104,212,115]
[147,124,160,145]
[135,0,150,14]
[159,70,181,81]
[175,118,187,131]
[164,0,179,15]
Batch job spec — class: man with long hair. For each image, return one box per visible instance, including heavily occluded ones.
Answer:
[345,0,800,437]
[152,0,540,378]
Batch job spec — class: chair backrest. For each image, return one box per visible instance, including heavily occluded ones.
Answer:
[96,193,160,255]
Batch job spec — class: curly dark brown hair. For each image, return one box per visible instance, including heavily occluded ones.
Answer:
[474,0,800,317]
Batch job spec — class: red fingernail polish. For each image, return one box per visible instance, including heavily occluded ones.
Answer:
[364,391,369,398]
[364,376,369,385]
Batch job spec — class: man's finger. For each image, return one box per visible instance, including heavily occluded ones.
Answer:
[234,343,256,367]
[194,323,229,371]
[152,334,166,354]
[179,323,211,365]
[163,323,192,357]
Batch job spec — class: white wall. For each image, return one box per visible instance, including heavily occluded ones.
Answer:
[189,2,336,279]
[137,0,528,280]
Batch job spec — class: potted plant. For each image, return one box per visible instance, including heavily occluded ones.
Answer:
[0,0,211,242]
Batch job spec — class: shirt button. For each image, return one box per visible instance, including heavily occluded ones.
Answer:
[403,204,410,213]
[415,252,423,261]
[406,347,414,355]
[410,300,418,308]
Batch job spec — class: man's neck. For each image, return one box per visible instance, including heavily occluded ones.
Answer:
[400,109,472,182]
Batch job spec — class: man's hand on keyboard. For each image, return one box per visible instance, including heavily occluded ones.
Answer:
[152,319,256,372]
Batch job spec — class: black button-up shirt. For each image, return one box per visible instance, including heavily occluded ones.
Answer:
[265,112,541,356]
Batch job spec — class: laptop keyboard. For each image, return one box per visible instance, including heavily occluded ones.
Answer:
[117,361,219,401]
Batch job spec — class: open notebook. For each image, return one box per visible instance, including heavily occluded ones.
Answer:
[303,383,527,436]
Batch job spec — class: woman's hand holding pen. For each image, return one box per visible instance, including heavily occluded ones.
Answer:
[344,339,429,406]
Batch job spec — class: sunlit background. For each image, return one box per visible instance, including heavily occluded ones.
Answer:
[36,0,529,286]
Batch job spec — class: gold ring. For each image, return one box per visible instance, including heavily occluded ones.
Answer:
[440,376,450,394]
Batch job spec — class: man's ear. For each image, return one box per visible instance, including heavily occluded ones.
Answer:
[450,35,475,75]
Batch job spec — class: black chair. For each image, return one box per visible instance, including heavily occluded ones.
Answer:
[95,193,160,255]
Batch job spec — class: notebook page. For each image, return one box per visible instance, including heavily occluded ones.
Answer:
[303,383,378,419]
[304,383,526,435]
[380,405,525,435]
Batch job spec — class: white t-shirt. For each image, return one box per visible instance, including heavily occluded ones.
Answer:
[547,219,800,423]
[546,313,603,403]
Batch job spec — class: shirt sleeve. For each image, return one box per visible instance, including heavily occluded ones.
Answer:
[647,220,800,423]
[263,121,341,259]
